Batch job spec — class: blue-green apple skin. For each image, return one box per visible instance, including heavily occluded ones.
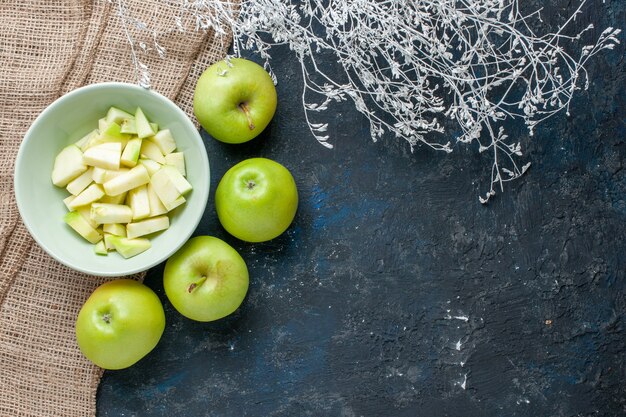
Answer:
[193,57,277,144]
[75,279,165,370]
[215,158,298,243]
[163,236,249,322]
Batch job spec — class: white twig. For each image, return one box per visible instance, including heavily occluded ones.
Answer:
[112,0,620,201]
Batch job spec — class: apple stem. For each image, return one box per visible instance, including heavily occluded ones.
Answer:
[102,313,111,324]
[238,102,256,131]
[188,276,207,293]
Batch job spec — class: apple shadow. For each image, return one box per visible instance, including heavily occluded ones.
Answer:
[201,122,275,162]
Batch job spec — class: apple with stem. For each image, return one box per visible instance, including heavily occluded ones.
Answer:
[193,57,277,144]
[163,236,249,322]
[215,157,298,243]
[75,279,165,370]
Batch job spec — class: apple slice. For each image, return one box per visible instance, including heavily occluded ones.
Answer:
[98,118,110,133]
[68,184,105,210]
[139,158,161,176]
[164,196,186,212]
[83,142,122,170]
[160,165,192,195]
[103,168,130,185]
[103,164,150,196]
[140,140,165,164]
[63,195,75,211]
[147,182,167,217]
[150,129,176,155]
[107,235,152,258]
[99,191,127,205]
[120,119,137,135]
[76,205,98,229]
[127,185,150,220]
[51,145,88,187]
[164,152,185,176]
[100,122,128,141]
[106,107,134,125]
[121,138,142,168]
[86,122,129,149]
[93,167,130,185]
[90,203,133,225]
[135,108,154,139]
[92,167,107,184]
[126,215,169,239]
[66,167,94,196]
[75,130,98,151]
[94,240,108,256]
[102,223,127,237]
[103,233,117,251]
[149,168,182,208]
[64,211,102,244]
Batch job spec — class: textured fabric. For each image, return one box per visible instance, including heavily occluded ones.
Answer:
[0,1,233,415]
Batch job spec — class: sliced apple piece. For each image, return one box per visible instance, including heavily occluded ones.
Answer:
[126,215,170,239]
[51,145,88,187]
[103,233,117,251]
[83,142,122,170]
[106,107,134,125]
[147,182,167,217]
[90,203,133,225]
[160,165,192,195]
[140,139,165,164]
[77,205,98,228]
[151,129,176,155]
[149,168,182,208]
[63,195,76,211]
[103,164,150,196]
[75,130,98,151]
[93,167,130,186]
[103,168,130,185]
[121,138,142,168]
[92,167,107,184]
[102,223,127,237]
[99,191,127,205]
[64,211,102,244]
[164,152,185,176]
[139,158,161,176]
[94,240,108,256]
[127,185,151,220]
[120,118,137,135]
[86,122,129,149]
[107,235,151,258]
[100,122,129,142]
[98,117,110,133]
[68,184,105,210]
[164,195,186,212]
[135,108,154,139]
[66,167,94,196]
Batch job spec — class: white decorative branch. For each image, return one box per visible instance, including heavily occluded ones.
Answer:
[111,0,621,202]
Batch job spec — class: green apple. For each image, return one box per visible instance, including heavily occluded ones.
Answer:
[163,236,249,322]
[193,57,277,144]
[215,158,298,242]
[75,279,165,370]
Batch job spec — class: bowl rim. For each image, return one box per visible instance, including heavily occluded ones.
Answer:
[14,81,209,277]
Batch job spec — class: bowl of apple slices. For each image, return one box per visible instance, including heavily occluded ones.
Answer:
[14,82,210,276]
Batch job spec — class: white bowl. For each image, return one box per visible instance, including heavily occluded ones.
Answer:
[14,82,210,276]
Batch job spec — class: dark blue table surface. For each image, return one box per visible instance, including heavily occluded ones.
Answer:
[98,1,625,416]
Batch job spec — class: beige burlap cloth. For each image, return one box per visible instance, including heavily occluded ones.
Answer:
[0,1,234,415]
